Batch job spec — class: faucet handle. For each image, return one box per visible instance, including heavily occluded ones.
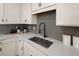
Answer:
[44,34,47,38]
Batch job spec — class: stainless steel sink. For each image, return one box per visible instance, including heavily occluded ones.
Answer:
[29,36,53,48]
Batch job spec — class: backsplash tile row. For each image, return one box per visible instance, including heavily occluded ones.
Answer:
[62,26,79,36]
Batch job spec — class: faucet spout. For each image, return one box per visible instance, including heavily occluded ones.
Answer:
[39,22,47,38]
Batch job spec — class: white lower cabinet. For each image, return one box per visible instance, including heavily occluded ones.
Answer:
[73,36,79,49]
[63,34,71,46]
[0,41,3,56]
[18,38,24,56]
[2,38,17,56]
[0,37,18,56]
[24,42,46,56]
[0,36,46,56]
[24,45,33,56]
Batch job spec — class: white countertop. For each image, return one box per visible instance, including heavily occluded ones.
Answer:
[21,33,79,56]
[0,33,79,56]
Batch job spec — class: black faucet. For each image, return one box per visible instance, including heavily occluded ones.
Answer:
[39,22,47,38]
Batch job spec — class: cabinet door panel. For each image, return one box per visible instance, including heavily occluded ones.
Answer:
[22,3,37,24]
[56,3,79,26]
[24,42,32,56]
[21,3,32,24]
[0,4,4,24]
[18,39,24,56]
[24,46,32,56]
[2,38,16,56]
[41,3,55,8]
[32,3,39,11]
[24,42,45,56]
[5,3,20,24]
[32,3,55,11]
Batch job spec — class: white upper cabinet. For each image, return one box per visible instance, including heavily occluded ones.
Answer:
[21,3,37,24]
[32,3,55,11]
[0,4,4,24]
[56,3,79,26]
[32,3,39,11]
[0,3,20,24]
[32,3,56,14]
[4,3,20,24]
[21,3,31,24]
[42,3,55,7]
[0,3,37,24]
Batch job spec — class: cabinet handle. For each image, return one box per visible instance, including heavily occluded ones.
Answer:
[6,19,7,22]
[38,3,42,7]
[25,19,27,22]
[2,19,4,22]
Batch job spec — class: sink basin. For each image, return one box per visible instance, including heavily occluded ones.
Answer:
[29,36,53,48]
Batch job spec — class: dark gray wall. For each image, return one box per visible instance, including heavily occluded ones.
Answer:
[31,10,63,41]
[0,24,17,35]
[61,26,79,36]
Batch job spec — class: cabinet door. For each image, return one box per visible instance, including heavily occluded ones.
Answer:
[32,3,39,11]
[32,3,55,11]
[24,46,32,56]
[0,41,3,56]
[24,42,45,56]
[24,42,35,56]
[21,3,32,24]
[56,3,79,26]
[4,3,20,24]
[32,3,56,14]
[21,3,37,24]
[2,38,16,56]
[0,4,4,24]
[18,39,24,56]
[41,3,55,8]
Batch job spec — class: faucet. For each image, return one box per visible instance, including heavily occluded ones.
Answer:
[39,22,47,38]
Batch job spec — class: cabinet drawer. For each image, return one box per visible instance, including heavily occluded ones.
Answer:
[63,34,71,46]
[73,36,79,49]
